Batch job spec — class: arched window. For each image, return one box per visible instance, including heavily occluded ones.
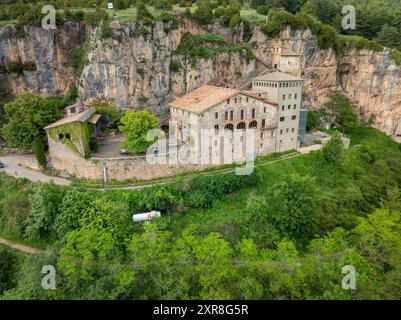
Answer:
[224,123,234,131]
[249,120,257,129]
[237,122,246,130]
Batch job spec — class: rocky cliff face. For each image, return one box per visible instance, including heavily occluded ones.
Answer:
[77,18,256,115]
[0,21,84,96]
[249,27,401,137]
[1,19,400,137]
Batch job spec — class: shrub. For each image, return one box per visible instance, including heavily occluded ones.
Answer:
[68,48,85,69]
[100,21,112,39]
[32,137,47,167]
[89,137,99,152]
[0,248,18,295]
[170,59,181,72]
[7,61,24,74]
[256,5,269,15]
[323,132,343,165]
[84,7,109,28]
[25,183,66,240]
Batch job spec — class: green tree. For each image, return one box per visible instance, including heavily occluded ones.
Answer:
[136,0,153,24]
[53,190,93,239]
[32,136,46,167]
[325,94,359,133]
[268,174,318,245]
[119,109,158,154]
[58,227,123,283]
[322,132,343,165]
[2,93,63,149]
[376,24,401,50]
[194,0,213,25]
[25,183,66,240]
[0,248,17,295]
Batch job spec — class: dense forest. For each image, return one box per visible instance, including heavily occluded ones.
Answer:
[1,95,401,299]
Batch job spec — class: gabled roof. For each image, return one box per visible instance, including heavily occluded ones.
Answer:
[169,86,277,114]
[169,86,238,114]
[252,71,303,82]
[45,108,96,129]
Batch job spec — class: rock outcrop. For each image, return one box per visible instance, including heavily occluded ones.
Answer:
[78,18,256,115]
[0,21,84,96]
[1,18,400,137]
[249,27,401,137]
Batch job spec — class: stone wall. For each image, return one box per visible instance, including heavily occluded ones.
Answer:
[47,136,209,181]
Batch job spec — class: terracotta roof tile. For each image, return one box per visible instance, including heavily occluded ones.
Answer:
[169,86,239,113]
[169,86,278,113]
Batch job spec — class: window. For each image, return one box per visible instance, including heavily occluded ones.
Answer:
[237,122,246,130]
[246,97,249,102]
[227,99,229,104]
[292,128,295,132]
[286,128,289,133]
[225,111,228,121]
[215,112,218,119]
[249,120,257,128]
[264,107,266,113]
[240,109,244,120]
[295,94,297,99]
[282,94,285,100]
[292,115,296,120]
[235,97,237,103]
[282,105,285,111]
[260,132,264,138]
[280,129,283,134]
[262,119,265,128]
[289,94,292,99]
[280,116,285,121]
[288,105,291,110]
[294,104,296,109]
[214,125,219,132]
[252,108,256,118]
[224,123,234,131]
[230,110,233,121]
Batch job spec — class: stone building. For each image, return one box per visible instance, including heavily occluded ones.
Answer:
[271,47,302,77]
[252,71,304,152]
[44,103,101,159]
[169,71,304,164]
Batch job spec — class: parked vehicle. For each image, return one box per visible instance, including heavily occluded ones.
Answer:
[119,149,129,156]
[0,161,5,168]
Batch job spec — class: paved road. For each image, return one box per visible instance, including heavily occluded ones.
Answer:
[0,238,44,254]
[0,155,71,186]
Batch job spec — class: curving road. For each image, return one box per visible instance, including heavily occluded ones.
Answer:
[0,155,71,186]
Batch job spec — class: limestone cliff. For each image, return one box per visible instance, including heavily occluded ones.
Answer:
[249,27,401,137]
[77,18,256,115]
[1,18,400,138]
[0,21,84,96]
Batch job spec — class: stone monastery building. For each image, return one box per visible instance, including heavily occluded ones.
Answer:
[169,71,304,163]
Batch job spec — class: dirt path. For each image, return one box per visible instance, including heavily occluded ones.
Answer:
[0,238,44,254]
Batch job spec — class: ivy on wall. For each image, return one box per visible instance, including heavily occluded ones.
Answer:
[47,121,92,158]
